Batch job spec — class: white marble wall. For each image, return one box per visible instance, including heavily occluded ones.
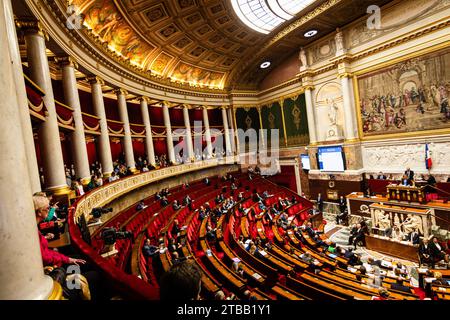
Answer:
[362,137,450,175]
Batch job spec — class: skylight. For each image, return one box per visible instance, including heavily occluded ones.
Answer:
[231,0,317,34]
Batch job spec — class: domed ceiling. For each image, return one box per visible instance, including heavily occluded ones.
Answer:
[70,0,391,91]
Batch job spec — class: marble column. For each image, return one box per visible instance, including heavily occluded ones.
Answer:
[88,76,113,176]
[294,158,302,195]
[340,74,358,141]
[139,97,156,167]
[7,13,41,193]
[222,107,232,156]
[183,105,194,161]
[115,89,135,171]
[1,8,54,299]
[232,107,240,155]
[162,103,175,164]
[202,106,213,158]
[227,107,236,154]
[304,85,318,144]
[58,57,90,183]
[22,21,69,195]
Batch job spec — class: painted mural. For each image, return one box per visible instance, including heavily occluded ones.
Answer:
[71,0,226,88]
[283,95,309,146]
[358,47,450,137]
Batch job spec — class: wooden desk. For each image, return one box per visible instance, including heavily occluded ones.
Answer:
[387,185,425,204]
[365,235,418,262]
[48,232,71,248]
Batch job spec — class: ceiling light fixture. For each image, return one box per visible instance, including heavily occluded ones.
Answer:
[304,29,318,38]
[260,61,271,69]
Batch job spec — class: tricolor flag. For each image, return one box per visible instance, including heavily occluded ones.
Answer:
[425,143,432,170]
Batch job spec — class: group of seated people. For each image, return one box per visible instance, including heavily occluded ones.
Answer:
[33,192,103,300]
[372,167,442,187]
[155,188,171,207]
[418,236,450,268]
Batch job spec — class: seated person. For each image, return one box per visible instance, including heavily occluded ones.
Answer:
[160,196,169,207]
[367,257,383,267]
[258,201,266,211]
[407,228,420,245]
[136,201,147,211]
[206,225,217,242]
[401,174,411,186]
[418,238,433,265]
[172,200,181,211]
[142,239,159,258]
[429,236,450,266]
[336,209,348,225]
[253,192,263,203]
[372,287,390,300]
[198,206,207,221]
[204,177,210,186]
[432,271,449,286]
[159,260,202,300]
[171,219,181,239]
[237,191,244,202]
[377,172,387,180]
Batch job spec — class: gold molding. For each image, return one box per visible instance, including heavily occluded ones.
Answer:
[47,185,71,196]
[86,76,105,85]
[279,101,288,148]
[54,56,78,69]
[47,281,63,300]
[113,88,128,97]
[15,20,49,41]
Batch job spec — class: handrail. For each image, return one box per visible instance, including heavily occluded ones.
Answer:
[428,184,450,197]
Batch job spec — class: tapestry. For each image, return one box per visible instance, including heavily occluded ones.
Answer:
[261,102,284,146]
[283,95,310,146]
[358,47,450,137]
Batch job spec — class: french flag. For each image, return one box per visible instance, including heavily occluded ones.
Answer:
[425,143,432,170]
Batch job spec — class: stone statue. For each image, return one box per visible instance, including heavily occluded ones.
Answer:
[402,214,422,235]
[335,28,346,55]
[376,210,391,230]
[299,47,308,71]
[393,213,400,227]
[328,99,338,125]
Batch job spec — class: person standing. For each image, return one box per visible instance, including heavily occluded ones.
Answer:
[317,193,324,213]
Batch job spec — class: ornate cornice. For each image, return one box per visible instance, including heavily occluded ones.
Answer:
[113,88,128,97]
[15,19,49,41]
[86,75,104,85]
[54,56,78,69]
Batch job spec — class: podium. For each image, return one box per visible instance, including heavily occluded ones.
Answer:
[387,184,425,204]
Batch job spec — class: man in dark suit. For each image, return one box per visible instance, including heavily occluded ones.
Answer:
[404,167,415,181]
[418,238,432,266]
[348,223,365,249]
[367,257,382,267]
[317,193,324,213]
[408,229,420,245]
[336,196,347,225]
[377,172,387,180]
[429,236,449,266]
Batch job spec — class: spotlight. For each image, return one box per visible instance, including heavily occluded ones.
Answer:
[304,30,318,38]
[260,61,271,69]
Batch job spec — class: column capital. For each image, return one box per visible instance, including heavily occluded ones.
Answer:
[337,72,353,79]
[87,75,104,85]
[54,56,78,69]
[137,96,150,103]
[15,20,49,41]
[113,88,128,97]
[220,106,230,110]
[162,101,173,108]
[182,103,191,109]
[304,85,315,91]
